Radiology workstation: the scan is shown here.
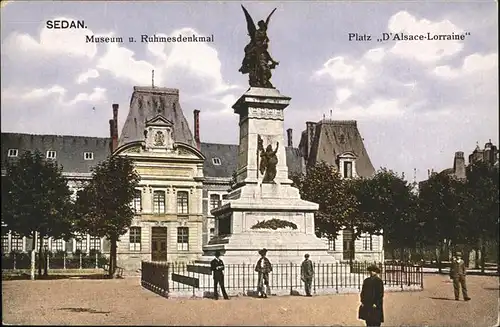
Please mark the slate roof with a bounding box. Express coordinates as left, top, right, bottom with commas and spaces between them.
119, 86, 195, 148
200, 143, 305, 179
299, 119, 375, 178
1, 133, 110, 173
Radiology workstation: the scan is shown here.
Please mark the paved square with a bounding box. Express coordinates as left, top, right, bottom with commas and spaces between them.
2, 274, 498, 326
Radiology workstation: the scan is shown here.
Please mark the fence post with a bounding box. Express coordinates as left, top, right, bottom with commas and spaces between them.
401, 263, 404, 290
335, 262, 338, 293
63, 252, 66, 270
79, 253, 82, 270
95, 252, 98, 269
47, 252, 50, 271
13, 253, 16, 270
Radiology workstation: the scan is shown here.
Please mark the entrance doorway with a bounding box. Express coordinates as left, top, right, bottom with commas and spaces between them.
342, 229, 355, 261
151, 227, 168, 262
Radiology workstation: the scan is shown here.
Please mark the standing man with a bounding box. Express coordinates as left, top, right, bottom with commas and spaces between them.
255, 248, 273, 298
358, 265, 384, 327
210, 250, 229, 300
301, 253, 314, 297
450, 252, 471, 301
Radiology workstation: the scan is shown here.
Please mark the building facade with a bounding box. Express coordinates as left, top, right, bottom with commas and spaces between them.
1, 86, 384, 268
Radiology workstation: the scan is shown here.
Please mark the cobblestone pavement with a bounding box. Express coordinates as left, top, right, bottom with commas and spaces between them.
2, 274, 498, 326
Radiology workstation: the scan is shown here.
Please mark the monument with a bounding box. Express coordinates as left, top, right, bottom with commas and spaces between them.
195, 5, 336, 265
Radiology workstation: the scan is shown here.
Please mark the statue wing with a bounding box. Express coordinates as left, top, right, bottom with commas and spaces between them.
241, 5, 256, 40
265, 8, 277, 27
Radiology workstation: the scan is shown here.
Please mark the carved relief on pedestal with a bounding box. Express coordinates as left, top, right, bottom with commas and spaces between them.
248, 107, 283, 120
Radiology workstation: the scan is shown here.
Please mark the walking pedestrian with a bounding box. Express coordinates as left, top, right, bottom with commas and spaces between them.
301, 253, 314, 296
255, 248, 272, 298
210, 250, 229, 300
450, 252, 471, 301
358, 265, 384, 327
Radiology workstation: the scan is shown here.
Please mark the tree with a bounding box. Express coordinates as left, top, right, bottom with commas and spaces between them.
418, 173, 468, 272
1, 150, 74, 277
354, 169, 418, 261
291, 162, 360, 241
75, 155, 140, 277
465, 161, 499, 272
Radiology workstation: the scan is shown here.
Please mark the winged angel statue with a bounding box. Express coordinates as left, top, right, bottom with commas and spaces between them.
238, 6, 280, 88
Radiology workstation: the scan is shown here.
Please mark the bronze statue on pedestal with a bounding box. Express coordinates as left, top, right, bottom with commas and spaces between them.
239, 5, 279, 88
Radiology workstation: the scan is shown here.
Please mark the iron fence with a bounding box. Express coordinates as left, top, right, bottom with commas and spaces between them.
141, 261, 423, 295
1, 252, 108, 270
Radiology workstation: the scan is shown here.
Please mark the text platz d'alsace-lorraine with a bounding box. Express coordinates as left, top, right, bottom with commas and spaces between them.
1, 1, 498, 326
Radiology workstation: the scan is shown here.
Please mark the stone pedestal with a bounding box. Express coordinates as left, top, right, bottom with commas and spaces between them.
199, 87, 336, 265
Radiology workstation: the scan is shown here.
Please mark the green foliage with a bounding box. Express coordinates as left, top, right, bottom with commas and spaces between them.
75, 155, 140, 239
354, 168, 418, 248
291, 161, 361, 239
1, 150, 74, 242
465, 161, 499, 242
74, 154, 139, 276
418, 172, 469, 246
251, 218, 298, 230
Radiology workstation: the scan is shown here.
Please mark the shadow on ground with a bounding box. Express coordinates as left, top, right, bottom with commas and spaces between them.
429, 297, 457, 301
2, 274, 112, 281
59, 308, 110, 314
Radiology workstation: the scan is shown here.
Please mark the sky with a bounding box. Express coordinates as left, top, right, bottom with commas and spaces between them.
1, 1, 498, 182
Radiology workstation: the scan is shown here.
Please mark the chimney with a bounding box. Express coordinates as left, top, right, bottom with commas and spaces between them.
453, 151, 466, 180
193, 109, 200, 150
110, 104, 119, 153
305, 121, 316, 159
286, 128, 293, 147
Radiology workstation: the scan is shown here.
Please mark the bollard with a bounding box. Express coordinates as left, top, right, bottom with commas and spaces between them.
31, 250, 35, 280
13, 253, 16, 270
63, 252, 66, 270
79, 253, 82, 270
95, 252, 98, 269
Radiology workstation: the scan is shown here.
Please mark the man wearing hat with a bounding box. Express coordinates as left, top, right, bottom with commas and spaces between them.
210, 250, 229, 300
449, 252, 471, 301
255, 248, 273, 298
358, 265, 384, 327
301, 253, 314, 297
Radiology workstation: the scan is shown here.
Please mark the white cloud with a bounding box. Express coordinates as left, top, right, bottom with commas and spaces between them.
68, 87, 107, 105
336, 88, 352, 104
2, 85, 106, 106
433, 53, 498, 78
388, 11, 464, 63
313, 56, 367, 83
76, 69, 100, 84
96, 44, 156, 85
364, 48, 386, 62
336, 98, 404, 119
147, 28, 239, 94
3, 17, 100, 59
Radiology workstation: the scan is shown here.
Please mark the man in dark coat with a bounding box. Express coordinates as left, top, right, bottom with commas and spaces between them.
255, 248, 273, 298
301, 253, 314, 296
450, 252, 471, 301
358, 265, 384, 327
210, 250, 229, 300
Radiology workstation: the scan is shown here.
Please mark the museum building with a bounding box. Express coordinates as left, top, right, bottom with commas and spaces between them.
1, 86, 383, 270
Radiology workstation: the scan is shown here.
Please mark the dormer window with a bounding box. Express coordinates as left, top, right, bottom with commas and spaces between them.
8, 149, 18, 157
344, 161, 353, 179
212, 157, 221, 165
46, 150, 57, 159
84, 152, 94, 160
338, 151, 357, 179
